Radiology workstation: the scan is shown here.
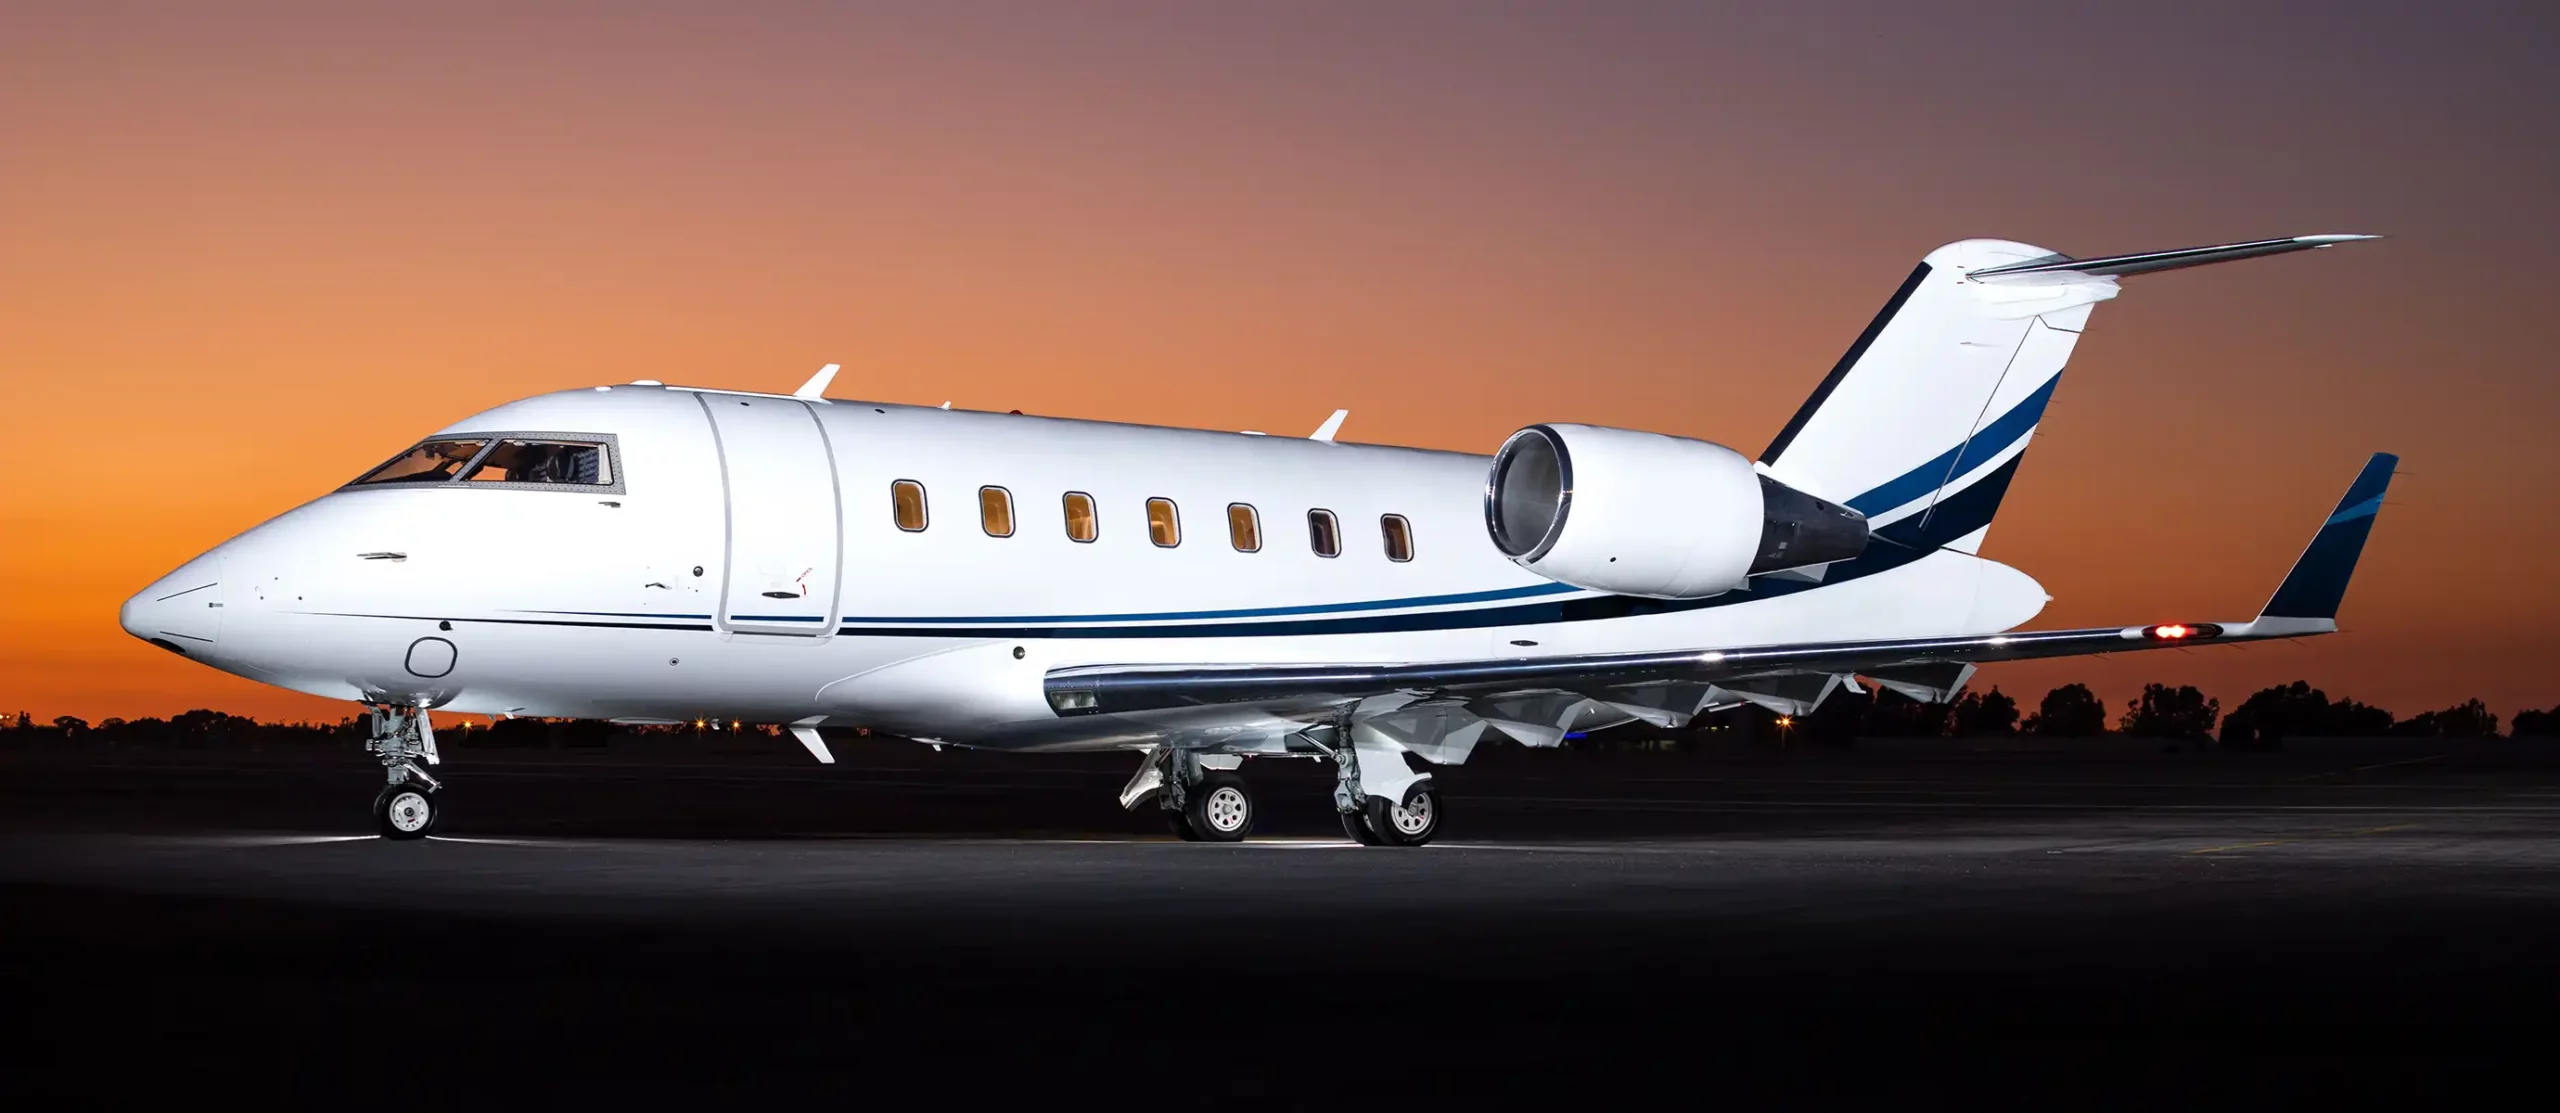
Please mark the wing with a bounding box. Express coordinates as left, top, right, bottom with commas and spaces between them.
1042, 454, 2397, 751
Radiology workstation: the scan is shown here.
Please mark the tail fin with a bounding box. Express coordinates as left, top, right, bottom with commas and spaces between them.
1759, 234, 2378, 553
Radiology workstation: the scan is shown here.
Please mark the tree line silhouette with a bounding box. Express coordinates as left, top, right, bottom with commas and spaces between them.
5, 681, 2556, 753
1723, 679, 2522, 749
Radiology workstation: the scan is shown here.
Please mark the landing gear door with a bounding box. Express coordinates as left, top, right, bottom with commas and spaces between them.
698, 394, 842, 637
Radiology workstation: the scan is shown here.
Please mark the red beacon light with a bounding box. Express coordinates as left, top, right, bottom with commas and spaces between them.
2143, 622, 2222, 641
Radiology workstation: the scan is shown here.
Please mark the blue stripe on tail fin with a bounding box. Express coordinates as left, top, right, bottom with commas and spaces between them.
2259, 453, 2398, 621
1763, 234, 2379, 559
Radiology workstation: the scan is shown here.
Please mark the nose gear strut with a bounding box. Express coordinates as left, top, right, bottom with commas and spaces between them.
364, 703, 442, 839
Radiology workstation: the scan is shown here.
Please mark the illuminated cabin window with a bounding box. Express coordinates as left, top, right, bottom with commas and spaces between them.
979, 486, 1014, 537
1062, 492, 1098, 543
1227, 504, 1261, 552
891, 480, 928, 532
1146, 498, 1180, 547
1307, 509, 1340, 558
1381, 514, 1414, 562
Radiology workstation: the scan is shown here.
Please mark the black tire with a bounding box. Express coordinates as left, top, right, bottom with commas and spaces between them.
1339, 807, 1385, 846
1362, 787, 1441, 847
1168, 810, 1202, 841
1182, 771, 1254, 842
374, 783, 439, 840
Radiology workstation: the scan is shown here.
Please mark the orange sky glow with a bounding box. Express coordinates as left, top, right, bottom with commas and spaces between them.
5, 3, 2556, 725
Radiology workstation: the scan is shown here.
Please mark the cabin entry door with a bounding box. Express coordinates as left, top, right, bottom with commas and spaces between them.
698, 394, 843, 636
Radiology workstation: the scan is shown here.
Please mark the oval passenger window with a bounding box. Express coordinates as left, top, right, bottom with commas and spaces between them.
1307, 509, 1339, 557
1381, 514, 1414, 562
1063, 492, 1098, 543
980, 486, 1015, 538
891, 480, 928, 531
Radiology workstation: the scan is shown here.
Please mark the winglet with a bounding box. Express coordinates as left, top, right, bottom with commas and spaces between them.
2256, 452, 2397, 627
1310, 409, 1348, 442
793, 363, 841, 401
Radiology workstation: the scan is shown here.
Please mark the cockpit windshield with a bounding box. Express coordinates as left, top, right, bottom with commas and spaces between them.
345, 434, 619, 490
462, 439, 611, 485
350, 439, 488, 485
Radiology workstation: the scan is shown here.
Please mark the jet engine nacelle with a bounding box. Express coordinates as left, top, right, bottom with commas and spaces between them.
1484, 424, 1870, 599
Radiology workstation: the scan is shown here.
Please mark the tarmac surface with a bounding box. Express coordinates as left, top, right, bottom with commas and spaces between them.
6, 737, 2558, 1101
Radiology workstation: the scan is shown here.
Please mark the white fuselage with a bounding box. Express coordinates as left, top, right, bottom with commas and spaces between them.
121, 384, 2047, 752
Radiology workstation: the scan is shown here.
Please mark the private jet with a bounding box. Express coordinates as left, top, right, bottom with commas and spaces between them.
121, 233, 2391, 843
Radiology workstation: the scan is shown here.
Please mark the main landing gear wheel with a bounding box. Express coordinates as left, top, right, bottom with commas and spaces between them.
1362, 789, 1441, 847
1339, 808, 1386, 846
375, 783, 440, 840
1182, 771, 1255, 842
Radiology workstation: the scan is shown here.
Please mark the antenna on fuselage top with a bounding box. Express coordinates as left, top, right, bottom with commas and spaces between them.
1309, 410, 1348, 442
940, 401, 951, 409
792, 363, 840, 402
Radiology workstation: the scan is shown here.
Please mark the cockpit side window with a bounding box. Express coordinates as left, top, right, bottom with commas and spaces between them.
463, 439, 613, 486
350, 439, 489, 485
343, 432, 623, 493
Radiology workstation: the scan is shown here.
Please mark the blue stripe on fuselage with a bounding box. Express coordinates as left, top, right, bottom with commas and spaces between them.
515, 582, 1586, 627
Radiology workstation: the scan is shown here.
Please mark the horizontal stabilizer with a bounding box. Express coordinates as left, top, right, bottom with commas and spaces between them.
1967, 234, 2378, 281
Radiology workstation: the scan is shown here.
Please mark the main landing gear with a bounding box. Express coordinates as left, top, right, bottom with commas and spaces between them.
1117, 731, 1443, 847
365, 704, 442, 839
1321, 728, 1442, 847
1340, 790, 1442, 847
1123, 750, 1258, 842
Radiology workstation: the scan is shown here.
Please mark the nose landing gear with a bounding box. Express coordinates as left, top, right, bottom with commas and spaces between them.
375, 782, 440, 838
365, 704, 442, 840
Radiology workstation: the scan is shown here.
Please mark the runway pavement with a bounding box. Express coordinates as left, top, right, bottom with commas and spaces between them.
5, 740, 2557, 1100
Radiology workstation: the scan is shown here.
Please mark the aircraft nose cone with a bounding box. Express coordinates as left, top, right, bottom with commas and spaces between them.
123, 556, 224, 654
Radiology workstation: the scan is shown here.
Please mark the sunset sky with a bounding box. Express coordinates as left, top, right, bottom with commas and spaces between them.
4, 1, 2556, 724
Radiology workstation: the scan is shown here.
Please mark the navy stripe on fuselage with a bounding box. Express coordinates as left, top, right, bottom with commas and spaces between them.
841, 530, 1941, 636
513, 582, 1585, 626
311, 531, 1940, 641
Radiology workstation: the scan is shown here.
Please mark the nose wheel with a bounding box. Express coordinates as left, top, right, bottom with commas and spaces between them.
364, 703, 444, 840
375, 783, 441, 839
